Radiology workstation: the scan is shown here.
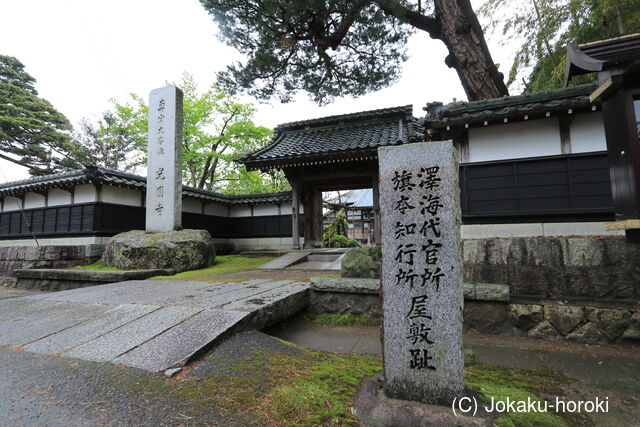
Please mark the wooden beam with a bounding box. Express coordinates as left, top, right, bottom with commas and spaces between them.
604, 219, 640, 230
372, 172, 381, 245
559, 116, 572, 155
291, 183, 300, 249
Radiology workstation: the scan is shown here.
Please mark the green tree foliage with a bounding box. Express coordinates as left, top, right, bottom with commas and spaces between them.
76, 73, 289, 194
0, 55, 81, 175
480, 0, 640, 93
323, 208, 350, 246
199, 0, 508, 103
72, 97, 147, 171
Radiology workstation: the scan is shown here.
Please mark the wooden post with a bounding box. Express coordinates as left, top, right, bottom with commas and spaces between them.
291, 183, 300, 249
372, 172, 381, 245
313, 189, 323, 247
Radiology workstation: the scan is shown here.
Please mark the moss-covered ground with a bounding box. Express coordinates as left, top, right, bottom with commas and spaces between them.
68, 261, 124, 271
149, 255, 277, 281
305, 313, 380, 326
465, 360, 592, 427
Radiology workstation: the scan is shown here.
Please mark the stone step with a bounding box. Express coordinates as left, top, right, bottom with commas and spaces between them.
258, 251, 311, 269
306, 254, 340, 262
5, 278, 310, 372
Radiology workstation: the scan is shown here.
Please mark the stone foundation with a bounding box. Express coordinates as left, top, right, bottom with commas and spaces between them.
464, 301, 639, 344
308, 277, 640, 345
463, 236, 640, 299
0, 245, 103, 275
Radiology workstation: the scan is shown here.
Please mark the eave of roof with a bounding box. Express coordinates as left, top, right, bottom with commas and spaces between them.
566, 32, 640, 81
0, 166, 291, 206
239, 105, 420, 170
424, 84, 598, 130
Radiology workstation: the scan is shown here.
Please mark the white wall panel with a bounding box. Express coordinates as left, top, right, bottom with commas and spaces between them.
468, 119, 561, 162
101, 185, 141, 206
48, 188, 72, 206
23, 192, 45, 209
74, 184, 97, 203
570, 112, 607, 153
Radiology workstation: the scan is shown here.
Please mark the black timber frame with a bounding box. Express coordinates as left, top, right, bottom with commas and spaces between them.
0, 152, 614, 241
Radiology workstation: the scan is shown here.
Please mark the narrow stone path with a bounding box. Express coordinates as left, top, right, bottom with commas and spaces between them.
0, 279, 308, 372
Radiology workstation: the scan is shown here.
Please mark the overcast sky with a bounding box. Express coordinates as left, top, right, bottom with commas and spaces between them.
0, 0, 517, 183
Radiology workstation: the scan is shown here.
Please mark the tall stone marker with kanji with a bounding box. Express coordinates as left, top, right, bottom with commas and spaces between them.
378, 140, 464, 405
146, 86, 183, 232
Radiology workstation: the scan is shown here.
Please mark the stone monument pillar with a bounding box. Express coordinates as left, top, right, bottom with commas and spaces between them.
378, 141, 464, 405
146, 86, 183, 232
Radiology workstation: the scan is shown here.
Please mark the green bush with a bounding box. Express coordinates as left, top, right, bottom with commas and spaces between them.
328, 234, 349, 248
346, 239, 361, 248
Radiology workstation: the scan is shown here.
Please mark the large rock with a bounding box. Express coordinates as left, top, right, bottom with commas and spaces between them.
566, 322, 608, 344
508, 304, 543, 331
619, 312, 640, 343
585, 307, 631, 340
102, 229, 215, 272
527, 321, 561, 340
544, 305, 583, 335
340, 246, 381, 278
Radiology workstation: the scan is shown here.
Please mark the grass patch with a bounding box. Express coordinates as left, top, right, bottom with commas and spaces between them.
149, 254, 276, 281
100, 339, 590, 426
466, 360, 592, 427
305, 313, 380, 326
68, 261, 124, 271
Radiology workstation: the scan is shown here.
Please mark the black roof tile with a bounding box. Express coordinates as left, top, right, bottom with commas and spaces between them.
0, 166, 291, 206
239, 105, 421, 169
424, 84, 597, 129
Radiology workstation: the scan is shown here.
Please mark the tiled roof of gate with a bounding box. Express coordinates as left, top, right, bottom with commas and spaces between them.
424, 84, 597, 129
0, 166, 291, 206
566, 32, 640, 80
239, 105, 421, 170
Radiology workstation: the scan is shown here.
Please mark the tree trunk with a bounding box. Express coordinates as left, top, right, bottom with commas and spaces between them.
433, 0, 508, 100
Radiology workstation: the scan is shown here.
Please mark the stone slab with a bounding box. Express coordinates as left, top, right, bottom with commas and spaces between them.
24, 304, 159, 355
0, 303, 110, 347
14, 269, 175, 281
353, 374, 489, 426
146, 85, 183, 232
28, 280, 227, 305
223, 282, 309, 330
258, 251, 311, 269
379, 141, 464, 405
66, 305, 203, 362
309, 277, 380, 294
113, 308, 249, 372
0, 301, 84, 328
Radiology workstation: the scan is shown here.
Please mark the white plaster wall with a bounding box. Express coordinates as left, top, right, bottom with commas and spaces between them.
2, 196, 22, 211
468, 119, 562, 162
279, 203, 302, 214
253, 205, 280, 216
74, 184, 97, 203
23, 192, 45, 209
182, 198, 202, 214
204, 202, 228, 217
461, 222, 623, 239
101, 185, 141, 206
0, 236, 108, 247
228, 206, 253, 217
570, 112, 607, 153
48, 188, 72, 206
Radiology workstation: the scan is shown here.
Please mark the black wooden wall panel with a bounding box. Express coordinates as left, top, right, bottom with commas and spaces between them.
0, 152, 616, 239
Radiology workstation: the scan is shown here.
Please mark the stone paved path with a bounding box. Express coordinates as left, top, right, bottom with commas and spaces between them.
0, 279, 308, 372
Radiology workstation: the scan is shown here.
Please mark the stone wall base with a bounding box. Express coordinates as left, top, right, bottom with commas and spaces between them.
0, 245, 103, 275
465, 301, 640, 345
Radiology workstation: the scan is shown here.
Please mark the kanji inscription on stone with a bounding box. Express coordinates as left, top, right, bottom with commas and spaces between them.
146, 86, 183, 232
378, 141, 463, 405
